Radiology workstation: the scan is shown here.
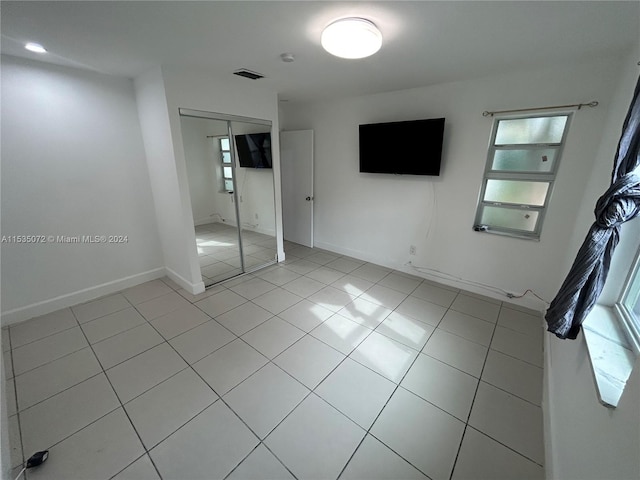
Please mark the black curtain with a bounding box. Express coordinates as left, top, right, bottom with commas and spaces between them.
545, 75, 640, 339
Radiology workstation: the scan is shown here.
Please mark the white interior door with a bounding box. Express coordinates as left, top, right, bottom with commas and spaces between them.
280, 130, 313, 247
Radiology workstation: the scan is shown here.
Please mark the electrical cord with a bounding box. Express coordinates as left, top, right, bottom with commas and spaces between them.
505, 288, 549, 303
406, 262, 550, 305
12, 467, 25, 480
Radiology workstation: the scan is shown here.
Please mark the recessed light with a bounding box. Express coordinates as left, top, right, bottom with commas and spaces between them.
321, 18, 382, 59
25, 42, 47, 54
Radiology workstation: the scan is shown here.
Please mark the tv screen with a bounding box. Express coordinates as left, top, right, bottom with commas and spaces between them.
235, 133, 273, 169
359, 118, 445, 175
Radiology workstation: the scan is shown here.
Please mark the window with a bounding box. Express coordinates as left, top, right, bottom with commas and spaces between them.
615, 246, 640, 354
220, 137, 234, 192
583, 243, 640, 407
474, 113, 572, 239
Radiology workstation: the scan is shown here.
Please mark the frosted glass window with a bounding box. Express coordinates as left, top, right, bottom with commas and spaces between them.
480, 206, 539, 232
495, 115, 568, 145
484, 180, 549, 206
492, 148, 557, 172
223, 166, 233, 178
221, 138, 230, 150
224, 179, 234, 191
222, 151, 231, 163
474, 112, 571, 239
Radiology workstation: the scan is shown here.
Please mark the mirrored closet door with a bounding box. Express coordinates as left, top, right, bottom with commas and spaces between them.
180, 110, 277, 287
230, 120, 277, 273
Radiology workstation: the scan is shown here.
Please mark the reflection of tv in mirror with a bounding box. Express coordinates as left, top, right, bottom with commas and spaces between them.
235, 133, 273, 169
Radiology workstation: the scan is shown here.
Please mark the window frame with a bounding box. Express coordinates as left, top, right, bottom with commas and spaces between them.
474, 112, 573, 240
219, 136, 234, 193
614, 245, 640, 355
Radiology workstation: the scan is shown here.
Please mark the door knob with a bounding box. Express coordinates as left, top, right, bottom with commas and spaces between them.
305, 196, 313, 201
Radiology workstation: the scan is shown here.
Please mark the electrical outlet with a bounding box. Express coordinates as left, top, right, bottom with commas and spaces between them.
409, 245, 416, 255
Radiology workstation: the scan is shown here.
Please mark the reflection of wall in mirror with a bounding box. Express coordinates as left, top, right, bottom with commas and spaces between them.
237, 167, 276, 236
181, 116, 234, 225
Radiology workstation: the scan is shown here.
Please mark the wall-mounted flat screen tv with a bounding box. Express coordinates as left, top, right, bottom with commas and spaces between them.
359, 118, 445, 175
235, 133, 273, 168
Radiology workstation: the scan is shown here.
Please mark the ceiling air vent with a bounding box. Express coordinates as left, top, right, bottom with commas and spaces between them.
233, 69, 264, 80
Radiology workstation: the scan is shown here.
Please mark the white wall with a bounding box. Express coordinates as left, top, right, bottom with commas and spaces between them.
232, 122, 277, 237
1, 55, 163, 324
237, 167, 277, 236
544, 49, 640, 480
280, 56, 624, 309
134, 67, 203, 294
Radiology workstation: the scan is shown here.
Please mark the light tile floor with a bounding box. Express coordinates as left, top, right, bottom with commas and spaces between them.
3, 243, 545, 480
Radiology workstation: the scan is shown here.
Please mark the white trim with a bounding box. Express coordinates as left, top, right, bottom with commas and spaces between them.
1, 268, 165, 326
165, 266, 205, 295
242, 225, 276, 237
312, 239, 398, 270
582, 305, 636, 408
543, 332, 557, 480
615, 245, 640, 355
614, 303, 640, 356
194, 214, 224, 226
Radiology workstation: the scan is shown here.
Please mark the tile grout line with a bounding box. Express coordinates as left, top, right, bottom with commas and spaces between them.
335, 316, 442, 480
69, 305, 166, 480
13, 369, 104, 415
332, 282, 452, 479
7, 328, 28, 474
462, 423, 545, 468
9, 333, 89, 378
128, 298, 294, 480
8, 322, 78, 351
447, 298, 503, 480
199, 248, 466, 477
205, 253, 537, 476
8, 246, 545, 480
11, 313, 82, 477
189, 300, 379, 479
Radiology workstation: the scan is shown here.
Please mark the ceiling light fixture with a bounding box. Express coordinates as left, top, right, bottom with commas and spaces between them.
321, 17, 382, 59
25, 42, 47, 54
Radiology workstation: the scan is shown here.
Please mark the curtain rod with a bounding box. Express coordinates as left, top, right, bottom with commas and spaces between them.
482, 101, 598, 117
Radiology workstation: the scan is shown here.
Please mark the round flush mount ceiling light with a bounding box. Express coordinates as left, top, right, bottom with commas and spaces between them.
25, 42, 47, 54
321, 18, 382, 59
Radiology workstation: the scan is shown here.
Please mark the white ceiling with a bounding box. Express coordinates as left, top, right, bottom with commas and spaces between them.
2, 1, 638, 102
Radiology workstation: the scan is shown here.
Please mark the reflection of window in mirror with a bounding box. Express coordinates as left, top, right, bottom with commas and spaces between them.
220, 137, 233, 192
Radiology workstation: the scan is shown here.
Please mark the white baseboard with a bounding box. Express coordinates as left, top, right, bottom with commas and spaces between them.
313, 240, 395, 269
0, 267, 165, 326
165, 267, 205, 295
194, 214, 224, 226
194, 218, 276, 238
313, 240, 544, 312
242, 224, 276, 237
